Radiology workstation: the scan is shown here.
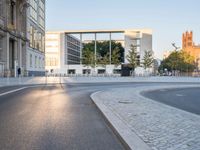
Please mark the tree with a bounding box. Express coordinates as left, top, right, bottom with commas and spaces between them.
159, 50, 195, 75
126, 45, 138, 76
97, 53, 109, 74
82, 41, 124, 63
112, 47, 121, 72
142, 50, 154, 70
82, 48, 96, 74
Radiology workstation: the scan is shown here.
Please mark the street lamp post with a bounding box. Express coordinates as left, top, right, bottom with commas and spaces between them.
171, 43, 180, 76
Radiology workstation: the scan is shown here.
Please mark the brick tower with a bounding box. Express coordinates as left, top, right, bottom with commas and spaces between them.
182, 31, 193, 49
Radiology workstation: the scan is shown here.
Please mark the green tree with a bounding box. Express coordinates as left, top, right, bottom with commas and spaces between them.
82, 48, 96, 73
97, 53, 109, 73
142, 50, 154, 70
82, 41, 124, 63
126, 45, 138, 76
112, 46, 121, 68
159, 50, 195, 75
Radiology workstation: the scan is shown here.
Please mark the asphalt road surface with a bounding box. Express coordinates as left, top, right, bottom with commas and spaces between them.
0, 82, 199, 150
143, 87, 200, 115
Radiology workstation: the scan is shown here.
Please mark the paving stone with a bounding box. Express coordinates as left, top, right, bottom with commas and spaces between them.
92, 85, 200, 150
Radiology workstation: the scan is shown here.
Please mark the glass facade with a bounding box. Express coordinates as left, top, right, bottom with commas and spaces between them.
28, 24, 45, 52
38, 0, 45, 29
28, 0, 45, 52
29, 0, 38, 22
66, 35, 81, 65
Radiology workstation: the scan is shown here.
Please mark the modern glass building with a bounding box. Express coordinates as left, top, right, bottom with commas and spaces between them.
45, 29, 153, 75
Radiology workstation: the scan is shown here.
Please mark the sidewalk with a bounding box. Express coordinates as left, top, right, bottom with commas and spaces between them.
0, 77, 61, 87
91, 85, 200, 150
1, 76, 200, 87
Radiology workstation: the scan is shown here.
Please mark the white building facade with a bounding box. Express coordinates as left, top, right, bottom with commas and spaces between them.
45, 29, 153, 76
26, 0, 45, 76
45, 32, 81, 74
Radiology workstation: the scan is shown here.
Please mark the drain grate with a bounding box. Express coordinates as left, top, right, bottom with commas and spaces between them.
118, 100, 133, 104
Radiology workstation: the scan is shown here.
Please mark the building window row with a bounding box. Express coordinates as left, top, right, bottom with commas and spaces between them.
46, 57, 58, 66
39, 0, 45, 10
29, 0, 38, 22
29, 0, 45, 29
30, 54, 44, 68
67, 36, 80, 45
67, 42, 80, 50
29, 25, 45, 52
67, 54, 80, 65
67, 48, 80, 57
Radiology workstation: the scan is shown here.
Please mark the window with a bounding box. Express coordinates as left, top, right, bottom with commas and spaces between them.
10, 1, 15, 25
35, 56, 37, 68
34, 29, 38, 49
30, 54, 32, 67
113, 69, 121, 74
29, 0, 38, 22
42, 58, 45, 68
0, 37, 3, 61
29, 26, 34, 47
39, 57, 41, 68
98, 69, 106, 74
38, 0, 45, 29
83, 69, 91, 74
68, 70, 76, 74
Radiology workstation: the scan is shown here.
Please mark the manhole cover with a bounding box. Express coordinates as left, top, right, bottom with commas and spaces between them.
118, 100, 133, 104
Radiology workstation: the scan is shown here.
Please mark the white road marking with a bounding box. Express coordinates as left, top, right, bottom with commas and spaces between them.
0, 87, 28, 97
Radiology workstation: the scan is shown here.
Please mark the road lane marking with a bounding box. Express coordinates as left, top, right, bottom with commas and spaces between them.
0, 87, 28, 97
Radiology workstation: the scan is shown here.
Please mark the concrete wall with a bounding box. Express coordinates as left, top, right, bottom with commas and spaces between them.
46, 65, 121, 75
124, 29, 153, 64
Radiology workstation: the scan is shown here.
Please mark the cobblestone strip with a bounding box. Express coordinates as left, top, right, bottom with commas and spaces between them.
91, 85, 200, 150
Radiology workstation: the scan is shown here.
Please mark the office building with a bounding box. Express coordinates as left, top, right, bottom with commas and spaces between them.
0, 0, 45, 77
26, 0, 45, 76
45, 32, 81, 74
0, 0, 29, 77
46, 29, 153, 75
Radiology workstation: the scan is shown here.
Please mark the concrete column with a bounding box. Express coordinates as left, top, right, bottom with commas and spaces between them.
6, 33, 9, 70
94, 33, 97, 64
18, 39, 22, 68
109, 33, 112, 64
80, 33, 82, 64
14, 40, 18, 77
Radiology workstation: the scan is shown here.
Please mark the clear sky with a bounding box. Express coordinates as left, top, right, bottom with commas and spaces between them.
46, 0, 200, 59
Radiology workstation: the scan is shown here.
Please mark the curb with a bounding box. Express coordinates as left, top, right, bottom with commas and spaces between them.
90, 84, 200, 150
90, 91, 151, 150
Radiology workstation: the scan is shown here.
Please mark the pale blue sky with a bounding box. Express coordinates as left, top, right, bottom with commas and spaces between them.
46, 0, 200, 59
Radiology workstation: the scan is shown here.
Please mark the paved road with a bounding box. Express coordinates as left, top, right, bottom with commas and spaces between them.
143, 87, 200, 115
0, 83, 125, 150
0, 82, 199, 150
